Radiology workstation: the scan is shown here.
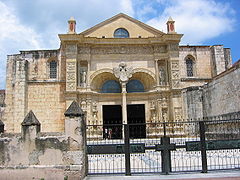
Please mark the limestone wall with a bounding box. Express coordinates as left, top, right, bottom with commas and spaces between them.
179, 45, 232, 89
4, 50, 65, 133
182, 61, 240, 119
27, 83, 66, 132
21, 50, 60, 81
4, 55, 28, 132
179, 46, 212, 79
202, 63, 240, 117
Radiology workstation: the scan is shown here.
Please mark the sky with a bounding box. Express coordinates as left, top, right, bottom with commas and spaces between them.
0, 0, 239, 89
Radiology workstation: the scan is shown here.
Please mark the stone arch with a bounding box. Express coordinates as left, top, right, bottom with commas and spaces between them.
90, 68, 156, 92
90, 69, 119, 92
131, 68, 156, 91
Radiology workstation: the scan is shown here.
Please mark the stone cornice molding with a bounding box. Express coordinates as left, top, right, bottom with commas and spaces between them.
58, 34, 183, 45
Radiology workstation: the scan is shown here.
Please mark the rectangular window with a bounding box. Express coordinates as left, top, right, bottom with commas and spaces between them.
50, 61, 57, 79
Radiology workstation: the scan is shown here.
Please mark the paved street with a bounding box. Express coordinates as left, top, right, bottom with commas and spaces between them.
85, 170, 240, 180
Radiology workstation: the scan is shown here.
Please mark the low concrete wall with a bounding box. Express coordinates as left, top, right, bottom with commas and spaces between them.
0, 101, 86, 180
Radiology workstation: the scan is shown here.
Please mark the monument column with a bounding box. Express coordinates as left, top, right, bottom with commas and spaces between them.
121, 82, 127, 124
113, 63, 133, 125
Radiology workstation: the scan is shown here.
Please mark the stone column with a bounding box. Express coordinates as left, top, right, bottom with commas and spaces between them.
87, 60, 91, 90
155, 59, 160, 85
121, 82, 127, 124
113, 63, 133, 126
64, 101, 87, 180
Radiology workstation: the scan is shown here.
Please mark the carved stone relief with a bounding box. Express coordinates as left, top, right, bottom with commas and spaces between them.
78, 46, 90, 54
150, 101, 157, 122
92, 101, 98, 122
91, 46, 153, 55
162, 108, 168, 122
171, 61, 180, 88
66, 61, 76, 91
171, 62, 179, 69
169, 43, 179, 51
153, 45, 167, 53
66, 44, 77, 53
172, 80, 180, 88
174, 107, 183, 122
113, 62, 133, 82
67, 72, 75, 81
80, 100, 87, 111
172, 71, 179, 79
66, 62, 76, 71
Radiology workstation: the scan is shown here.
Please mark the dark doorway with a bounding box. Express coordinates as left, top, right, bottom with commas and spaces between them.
103, 105, 122, 139
127, 104, 146, 138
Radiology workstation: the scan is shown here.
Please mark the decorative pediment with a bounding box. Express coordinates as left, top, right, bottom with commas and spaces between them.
80, 13, 165, 38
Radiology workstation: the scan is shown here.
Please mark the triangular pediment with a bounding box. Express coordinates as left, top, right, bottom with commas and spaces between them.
80, 13, 165, 38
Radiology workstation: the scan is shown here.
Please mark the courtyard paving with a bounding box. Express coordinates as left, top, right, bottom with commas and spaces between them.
85, 170, 240, 180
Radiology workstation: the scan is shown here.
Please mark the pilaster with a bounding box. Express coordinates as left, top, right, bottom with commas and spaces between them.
66, 44, 78, 92
14, 59, 28, 132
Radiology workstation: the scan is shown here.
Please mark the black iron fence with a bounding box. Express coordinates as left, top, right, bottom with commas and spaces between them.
86, 114, 240, 175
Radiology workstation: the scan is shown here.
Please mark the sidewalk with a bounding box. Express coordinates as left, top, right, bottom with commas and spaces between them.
85, 170, 240, 180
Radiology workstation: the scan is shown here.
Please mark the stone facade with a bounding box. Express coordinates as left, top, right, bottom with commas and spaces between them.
3, 13, 233, 133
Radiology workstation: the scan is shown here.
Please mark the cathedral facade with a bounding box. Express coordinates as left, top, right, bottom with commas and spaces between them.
4, 13, 232, 133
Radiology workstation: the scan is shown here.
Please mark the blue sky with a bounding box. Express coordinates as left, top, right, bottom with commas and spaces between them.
0, 0, 239, 88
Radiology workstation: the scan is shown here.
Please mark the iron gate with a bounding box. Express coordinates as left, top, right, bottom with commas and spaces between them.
86, 115, 240, 175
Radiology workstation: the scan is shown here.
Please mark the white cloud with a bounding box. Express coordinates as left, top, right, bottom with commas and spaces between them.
0, 2, 44, 88
146, 0, 235, 44
0, 0, 236, 89
0, 0, 135, 88
120, 0, 134, 16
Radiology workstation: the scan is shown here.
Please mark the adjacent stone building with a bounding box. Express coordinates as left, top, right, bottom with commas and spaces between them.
4, 13, 234, 134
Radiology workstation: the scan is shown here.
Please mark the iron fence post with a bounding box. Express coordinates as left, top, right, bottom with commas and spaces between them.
124, 124, 131, 175
199, 121, 208, 173
161, 136, 172, 175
